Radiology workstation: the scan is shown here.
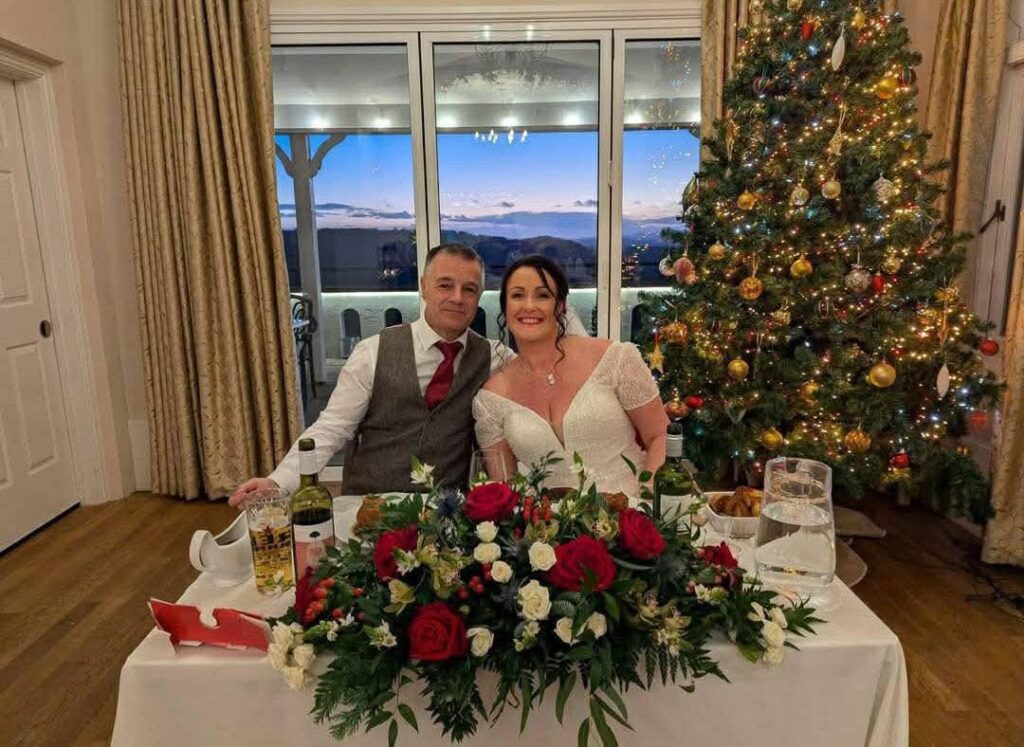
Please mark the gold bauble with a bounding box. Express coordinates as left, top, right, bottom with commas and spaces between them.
665, 396, 690, 419
868, 361, 897, 388
822, 179, 842, 200
800, 381, 820, 400
789, 184, 810, 207
727, 358, 750, 381
761, 428, 784, 450
844, 429, 872, 454
771, 308, 792, 326
661, 320, 689, 345
787, 0, 803, 10
737, 190, 758, 211
739, 276, 764, 301
881, 253, 903, 274
790, 256, 813, 278
935, 286, 959, 303
708, 242, 727, 261
850, 9, 867, 29
876, 76, 899, 100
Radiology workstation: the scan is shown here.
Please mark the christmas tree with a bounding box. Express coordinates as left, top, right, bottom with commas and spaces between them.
646, 0, 1001, 520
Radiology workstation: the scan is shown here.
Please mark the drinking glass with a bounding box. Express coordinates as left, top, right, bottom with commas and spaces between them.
754, 457, 837, 610
245, 488, 295, 595
469, 448, 508, 485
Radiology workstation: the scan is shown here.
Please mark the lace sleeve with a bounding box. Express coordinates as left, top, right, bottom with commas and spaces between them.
473, 391, 506, 448
615, 343, 661, 410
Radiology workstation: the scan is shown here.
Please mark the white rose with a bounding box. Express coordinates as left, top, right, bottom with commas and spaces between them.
271, 623, 295, 650
747, 601, 767, 622
554, 617, 576, 645
282, 665, 311, 691
762, 620, 787, 648
292, 643, 316, 670
769, 606, 789, 629
517, 579, 552, 621
267, 642, 289, 672
474, 542, 502, 564
476, 522, 498, 542
466, 627, 495, 657
764, 645, 785, 667
528, 541, 557, 571
490, 560, 513, 583
586, 612, 607, 639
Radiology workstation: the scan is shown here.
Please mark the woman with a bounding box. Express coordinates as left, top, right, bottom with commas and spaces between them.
473, 255, 667, 498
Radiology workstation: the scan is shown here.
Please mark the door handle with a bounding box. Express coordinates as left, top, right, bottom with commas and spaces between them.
40, 319, 52, 338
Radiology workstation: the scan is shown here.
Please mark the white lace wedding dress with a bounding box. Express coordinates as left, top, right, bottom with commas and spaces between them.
472, 342, 660, 498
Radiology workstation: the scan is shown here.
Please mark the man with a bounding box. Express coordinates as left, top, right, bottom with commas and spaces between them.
229, 243, 506, 505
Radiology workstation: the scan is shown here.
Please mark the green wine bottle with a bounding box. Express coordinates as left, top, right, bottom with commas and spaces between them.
291, 438, 335, 578
653, 423, 692, 519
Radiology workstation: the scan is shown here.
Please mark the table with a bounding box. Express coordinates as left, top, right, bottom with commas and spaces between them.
112, 499, 908, 747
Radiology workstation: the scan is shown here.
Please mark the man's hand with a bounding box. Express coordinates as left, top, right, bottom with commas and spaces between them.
228, 477, 279, 508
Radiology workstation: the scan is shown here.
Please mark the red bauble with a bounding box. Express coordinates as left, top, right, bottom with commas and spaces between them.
979, 338, 1000, 356
890, 452, 910, 469
801, 21, 815, 40
968, 410, 990, 432
871, 274, 885, 294
684, 395, 704, 410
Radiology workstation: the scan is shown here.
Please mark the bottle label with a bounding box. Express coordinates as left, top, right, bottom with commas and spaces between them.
666, 438, 684, 458
299, 450, 317, 477
294, 519, 335, 576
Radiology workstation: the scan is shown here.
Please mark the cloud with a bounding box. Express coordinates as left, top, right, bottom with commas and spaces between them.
573, 199, 599, 208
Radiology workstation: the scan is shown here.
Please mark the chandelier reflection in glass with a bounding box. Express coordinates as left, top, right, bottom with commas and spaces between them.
473, 128, 530, 145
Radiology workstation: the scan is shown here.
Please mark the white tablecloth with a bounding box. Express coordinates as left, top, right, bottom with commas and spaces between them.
112, 500, 908, 747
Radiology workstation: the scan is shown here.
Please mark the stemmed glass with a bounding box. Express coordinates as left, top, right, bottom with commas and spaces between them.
468, 448, 508, 486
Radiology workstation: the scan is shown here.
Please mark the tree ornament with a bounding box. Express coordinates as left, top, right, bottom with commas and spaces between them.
844, 429, 872, 453
936, 363, 950, 398
968, 410, 989, 433
917, 306, 939, 326
673, 256, 696, 283
682, 174, 700, 210
871, 273, 886, 294
955, 443, 971, 456
934, 286, 959, 303
647, 337, 665, 374
882, 253, 903, 274
786, 0, 803, 10
665, 394, 690, 419
658, 255, 675, 277
790, 256, 813, 278
707, 242, 727, 261
749, 0, 764, 16
739, 276, 764, 301
752, 73, 772, 96
899, 66, 917, 86
890, 452, 910, 469
727, 358, 750, 381
845, 265, 871, 293
683, 273, 699, 286
850, 8, 867, 29
821, 178, 842, 200
876, 75, 899, 100
801, 20, 815, 40
872, 174, 897, 202
827, 104, 847, 157
772, 308, 792, 326
800, 381, 820, 400
761, 428, 784, 450
831, 26, 847, 71
684, 395, 704, 410
661, 320, 689, 345
979, 338, 1000, 356
737, 190, 758, 210
789, 184, 810, 206
868, 361, 896, 388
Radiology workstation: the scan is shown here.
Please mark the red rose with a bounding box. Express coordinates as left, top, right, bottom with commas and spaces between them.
407, 603, 468, 662
464, 482, 520, 523
373, 525, 418, 580
702, 541, 738, 569
617, 509, 666, 560
548, 535, 617, 592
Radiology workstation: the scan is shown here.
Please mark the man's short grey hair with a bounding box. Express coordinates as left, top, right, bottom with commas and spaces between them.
424, 243, 485, 281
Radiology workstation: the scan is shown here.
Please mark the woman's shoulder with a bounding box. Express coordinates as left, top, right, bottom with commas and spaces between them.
480, 368, 513, 397
564, 335, 613, 363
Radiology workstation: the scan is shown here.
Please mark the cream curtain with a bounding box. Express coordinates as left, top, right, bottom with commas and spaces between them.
983, 214, 1024, 566
119, 0, 300, 499
923, 0, 1008, 293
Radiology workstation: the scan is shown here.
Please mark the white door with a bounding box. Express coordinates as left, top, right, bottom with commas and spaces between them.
0, 76, 76, 551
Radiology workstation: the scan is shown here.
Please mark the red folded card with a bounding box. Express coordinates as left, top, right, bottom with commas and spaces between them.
149, 599, 270, 651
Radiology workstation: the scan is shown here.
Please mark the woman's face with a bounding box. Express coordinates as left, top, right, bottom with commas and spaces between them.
505, 266, 563, 344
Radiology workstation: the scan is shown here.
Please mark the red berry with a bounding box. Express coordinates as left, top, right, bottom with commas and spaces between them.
457, 587, 470, 601
314, 587, 328, 599
356, 611, 366, 622
482, 563, 492, 572
322, 578, 335, 588
544, 509, 553, 521
483, 570, 492, 581
514, 528, 523, 539
352, 587, 364, 598
470, 576, 481, 586
331, 608, 344, 619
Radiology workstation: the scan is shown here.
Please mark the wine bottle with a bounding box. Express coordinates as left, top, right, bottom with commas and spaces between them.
653, 423, 693, 519
291, 438, 335, 578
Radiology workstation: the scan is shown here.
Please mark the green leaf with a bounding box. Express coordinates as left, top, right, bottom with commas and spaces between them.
388, 719, 398, 747
519, 676, 533, 734
602, 593, 620, 623
578, 718, 591, 747
594, 695, 632, 731
589, 697, 619, 747
566, 645, 595, 661
621, 455, 637, 475
367, 710, 393, 730
601, 686, 628, 722
613, 557, 654, 572
397, 704, 418, 732
556, 671, 577, 725
638, 471, 653, 483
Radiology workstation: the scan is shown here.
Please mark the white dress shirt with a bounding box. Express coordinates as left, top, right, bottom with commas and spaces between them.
269, 316, 511, 492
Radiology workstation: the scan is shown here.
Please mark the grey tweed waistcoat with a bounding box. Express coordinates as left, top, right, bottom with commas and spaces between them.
341, 324, 491, 495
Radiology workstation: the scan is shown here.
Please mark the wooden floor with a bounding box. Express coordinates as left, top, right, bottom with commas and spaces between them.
1, 492, 1022, 747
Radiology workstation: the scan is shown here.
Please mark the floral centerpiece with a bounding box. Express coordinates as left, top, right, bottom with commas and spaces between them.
267, 456, 820, 746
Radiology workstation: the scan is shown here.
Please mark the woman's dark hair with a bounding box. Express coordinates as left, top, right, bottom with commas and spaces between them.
496, 254, 570, 363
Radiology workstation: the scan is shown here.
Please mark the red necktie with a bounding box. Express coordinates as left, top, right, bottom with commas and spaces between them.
424, 341, 462, 409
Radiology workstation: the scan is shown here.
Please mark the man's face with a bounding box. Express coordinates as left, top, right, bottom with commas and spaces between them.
420, 253, 483, 340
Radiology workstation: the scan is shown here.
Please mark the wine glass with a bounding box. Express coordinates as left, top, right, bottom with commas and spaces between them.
469, 448, 507, 486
